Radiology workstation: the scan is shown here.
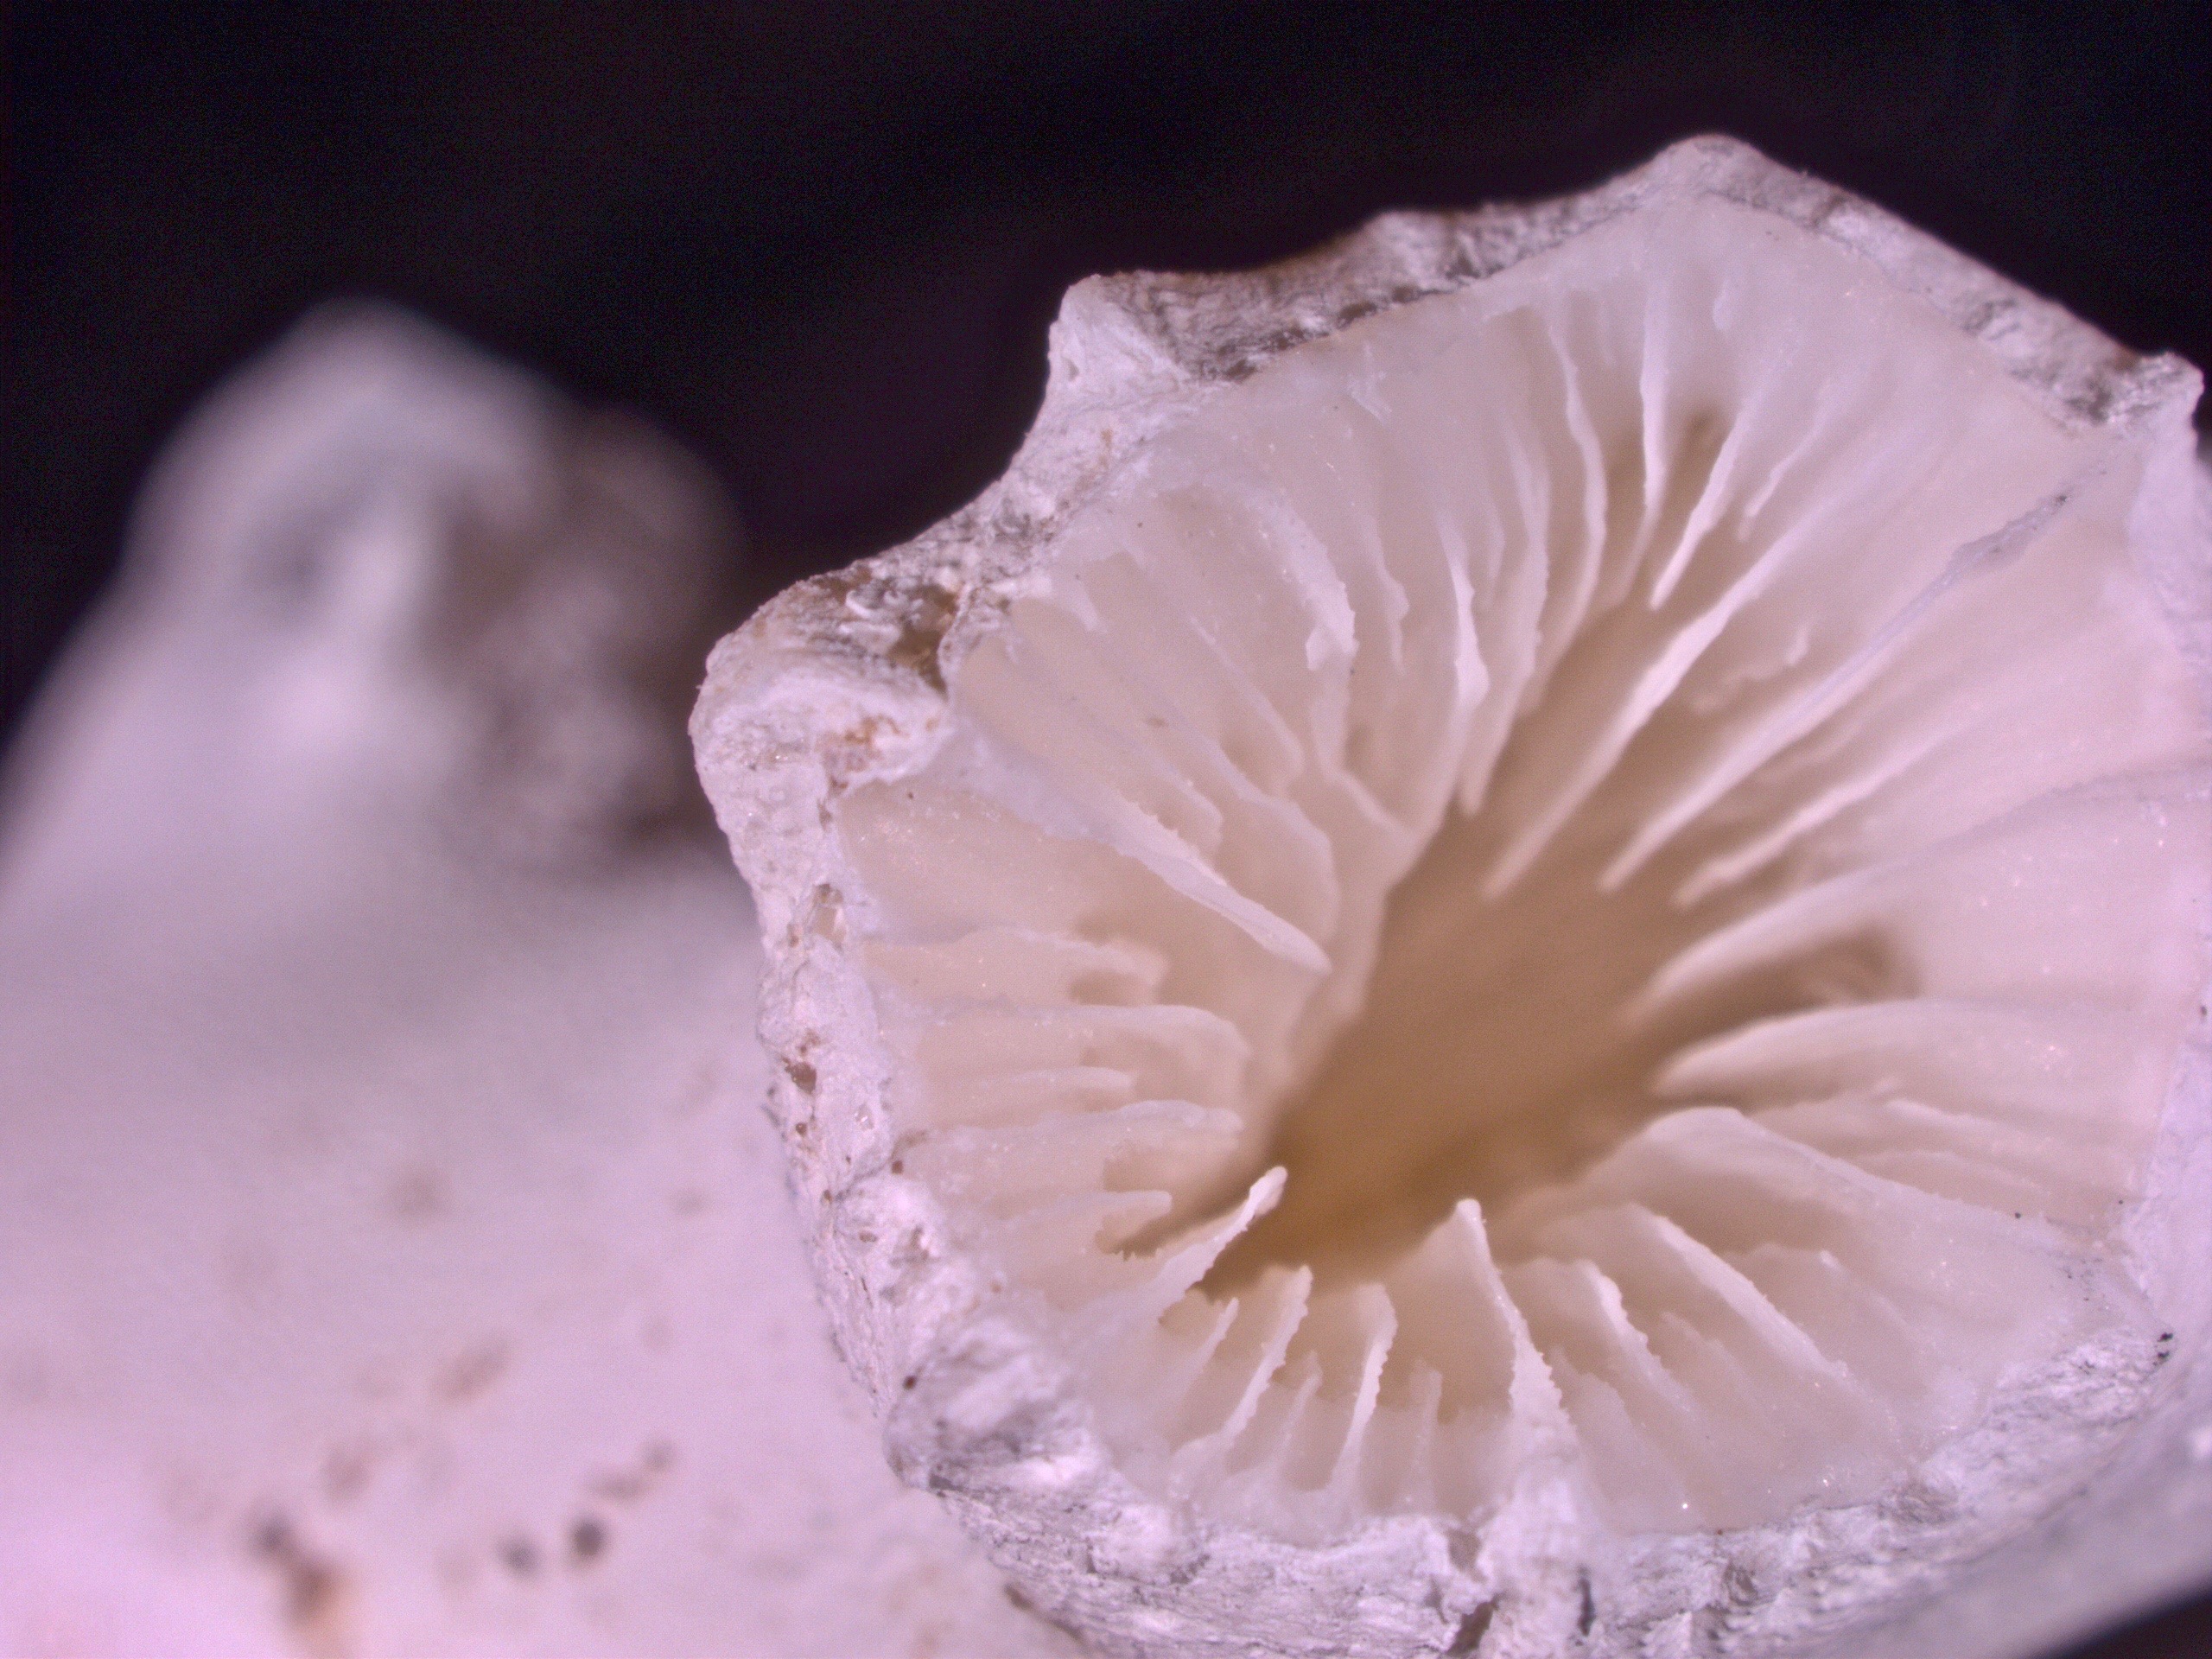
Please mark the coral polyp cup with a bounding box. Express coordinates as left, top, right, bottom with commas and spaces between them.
693, 138, 2212, 1657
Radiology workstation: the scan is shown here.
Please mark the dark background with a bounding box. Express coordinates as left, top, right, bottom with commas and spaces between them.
11, 3, 2212, 738
7, 4, 2211, 1652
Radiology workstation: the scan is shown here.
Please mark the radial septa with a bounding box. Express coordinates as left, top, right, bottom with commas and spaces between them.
810, 190, 2209, 1547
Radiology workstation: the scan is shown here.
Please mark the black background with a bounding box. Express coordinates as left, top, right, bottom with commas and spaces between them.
7, 5, 2211, 1651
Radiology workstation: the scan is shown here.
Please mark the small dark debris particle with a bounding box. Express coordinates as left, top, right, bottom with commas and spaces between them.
1578, 1574, 1597, 1637
321, 1441, 373, 1504
251, 1513, 344, 1634
500, 1535, 539, 1576
903, 1374, 918, 1390
589, 1437, 679, 1503
785, 1059, 817, 1093
1446, 1601, 1497, 1656
570, 1516, 607, 1562
385, 1164, 448, 1221
890, 1160, 906, 1174
435, 1338, 511, 1405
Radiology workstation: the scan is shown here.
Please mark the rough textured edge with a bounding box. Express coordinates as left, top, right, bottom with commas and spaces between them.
1803, 452, 2212, 1659
690, 136, 2210, 1658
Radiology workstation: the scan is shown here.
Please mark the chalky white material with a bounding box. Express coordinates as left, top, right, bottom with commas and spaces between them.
692, 138, 2212, 1656
0, 311, 1071, 1659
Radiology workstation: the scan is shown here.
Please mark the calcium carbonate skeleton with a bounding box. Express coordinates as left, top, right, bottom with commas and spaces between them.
692, 137, 2212, 1658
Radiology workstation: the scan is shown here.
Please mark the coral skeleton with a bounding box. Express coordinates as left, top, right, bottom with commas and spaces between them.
692, 139, 2212, 1656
